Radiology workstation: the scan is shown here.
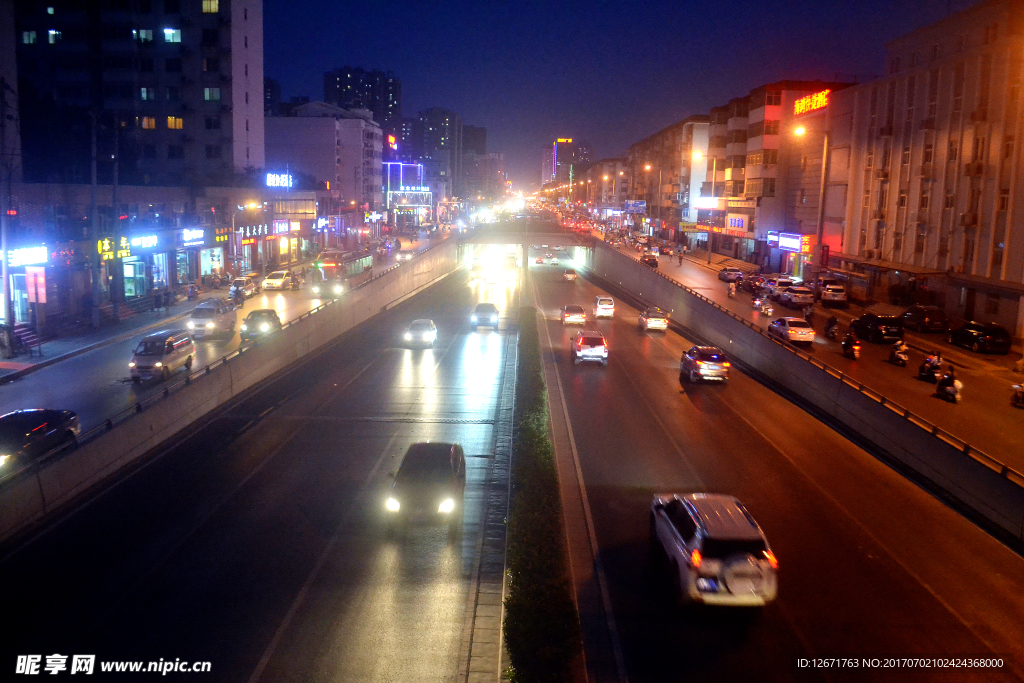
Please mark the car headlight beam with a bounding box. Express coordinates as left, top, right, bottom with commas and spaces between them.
386, 497, 400, 512
438, 498, 455, 514
260, 323, 270, 332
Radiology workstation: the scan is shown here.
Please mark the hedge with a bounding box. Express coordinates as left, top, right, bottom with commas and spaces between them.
503, 306, 583, 683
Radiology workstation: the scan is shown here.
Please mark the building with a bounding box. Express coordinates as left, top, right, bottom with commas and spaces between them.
582, 158, 628, 219
541, 145, 554, 185
552, 138, 575, 183
14, 0, 265, 187
462, 151, 505, 203
418, 107, 462, 196
264, 101, 383, 211
323, 67, 401, 127
264, 76, 281, 116
383, 161, 430, 229
463, 125, 486, 155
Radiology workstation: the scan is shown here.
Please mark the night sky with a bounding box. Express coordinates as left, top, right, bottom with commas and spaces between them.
264, 0, 978, 191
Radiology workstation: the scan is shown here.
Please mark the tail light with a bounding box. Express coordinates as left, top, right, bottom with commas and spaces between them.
764, 550, 778, 569
694, 360, 704, 366
722, 361, 731, 367
690, 549, 702, 569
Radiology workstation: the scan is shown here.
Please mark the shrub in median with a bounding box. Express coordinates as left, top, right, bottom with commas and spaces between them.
504, 306, 582, 683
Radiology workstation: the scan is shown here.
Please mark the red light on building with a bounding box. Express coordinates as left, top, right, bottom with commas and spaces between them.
794, 89, 830, 116
6, 209, 16, 216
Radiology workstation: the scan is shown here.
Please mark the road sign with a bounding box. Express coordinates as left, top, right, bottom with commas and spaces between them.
624, 200, 647, 214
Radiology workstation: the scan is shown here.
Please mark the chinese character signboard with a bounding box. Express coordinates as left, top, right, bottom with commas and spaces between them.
778, 232, 803, 252
794, 89, 830, 116
26, 266, 46, 304
623, 200, 647, 213
97, 237, 131, 260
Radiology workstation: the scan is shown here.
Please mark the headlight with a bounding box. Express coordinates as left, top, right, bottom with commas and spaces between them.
312, 286, 320, 294
241, 324, 248, 331
0, 455, 8, 466
187, 321, 195, 329
426, 331, 436, 341
471, 315, 477, 322
386, 497, 400, 512
491, 315, 498, 323
438, 498, 455, 514
333, 284, 343, 294
128, 361, 136, 368
404, 332, 412, 341
260, 323, 270, 332
206, 322, 214, 329
154, 362, 163, 367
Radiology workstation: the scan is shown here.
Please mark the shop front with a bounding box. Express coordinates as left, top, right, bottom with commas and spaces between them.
3, 244, 51, 325
766, 231, 816, 279
174, 227, 213, 285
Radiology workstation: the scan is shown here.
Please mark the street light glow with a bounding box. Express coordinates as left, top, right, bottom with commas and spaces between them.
794, 126, 807, 136
644, 164, 652, 170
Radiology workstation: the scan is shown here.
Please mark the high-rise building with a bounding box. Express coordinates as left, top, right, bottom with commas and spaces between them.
552, 138, 575, 183
541, 145, 554, 185
323, 67, 401, 126
418, 107, 462, 196
462, 125, 486, 155
462, 152, 505, 203
625, 116, 709, 227
264, 76, 281, 116
14, 0, 265, 186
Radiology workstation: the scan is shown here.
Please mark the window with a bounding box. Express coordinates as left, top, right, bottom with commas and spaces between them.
902, 146, 911, 164
244, 63, 248, 77
763, 120, 779, 135
952, 63, 964, 113
944, 192, 955, 209
167, 116, 183, 129
244, 8, 248, 20
139, 57, 154, 72
897, 190, 907, 208
973, 137, 986, 161
927, 70, 938, 118
244, 35, 248, 48
948, 139, 958, 162
163, 28, 181, 43
985, 294, 1000, 314
202, 0, 219, 12
203, 57, 219, 72
881, 145, 891, 168
140, 87, 155, 101
931, 44, 939, 61
201, 28, 218, 46
879, 184, 889, 209
865, 147, 873, 168
139, 116, 156, 130
48, 29, 61, 44
205, 116, 220, 130
166, 86, 180, 101
245, 119, 249, 131
142, 144, 156, 159
923, 143, 934, 163
167, 144, 184, 159
133, 29, 153, 42
244, 92, 249, 104
1003, 136, 1014, 160
205, 145, 221, 159
204, 87, 221, 101
165, 0, 180, 12
22, 31, 36, 44
999, 188, 1010, 211
765, 91, 781, 106
915, 228, 926, 254
863, 190, 871, 209
920, 189, 930, 210
165, 58, 181, 73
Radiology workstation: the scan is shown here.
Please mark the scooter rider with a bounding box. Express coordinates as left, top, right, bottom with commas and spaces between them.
728, 282, 737, 298
936, 366, 958, 397
825, 315, 840, 337
892, 338, 909, 355
842, 331, 858, 355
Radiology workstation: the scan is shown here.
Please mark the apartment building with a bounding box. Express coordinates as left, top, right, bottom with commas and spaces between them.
583, 158, 628, 215
323, 67, 401, 128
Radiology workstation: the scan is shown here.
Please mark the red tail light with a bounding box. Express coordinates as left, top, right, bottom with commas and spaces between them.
764, 550, 778, 569
690, 549, 702, 568
722, 361, 731, 367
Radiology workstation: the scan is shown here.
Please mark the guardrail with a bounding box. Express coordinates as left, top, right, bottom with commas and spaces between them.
598, 244, 1024, 490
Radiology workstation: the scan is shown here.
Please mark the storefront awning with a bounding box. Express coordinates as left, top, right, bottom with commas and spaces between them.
831, 251, 946, 276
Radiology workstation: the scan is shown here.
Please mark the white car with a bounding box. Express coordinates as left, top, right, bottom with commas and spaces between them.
403, 319, 437, 347
650, 493, 777, 606
594, 296, 615, 319
396, 250, 414, 262
765, 278, 795, 300
768, 317, 815, 345
718, 267, 744, 282
261, 271, 292, 291
820, 285, 847, 306
563, 268, 577, 281
779, 286, 815, 307
571, 331, 608, 366
638, 307, 669, 331
228, 277, 255, 299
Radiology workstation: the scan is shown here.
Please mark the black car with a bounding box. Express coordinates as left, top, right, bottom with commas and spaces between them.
641, 254, 659, 268
471, 303, 499, 330
739, 276, 765, 294
240, 309, 282, 341
901, 305, 948, 332
850, 314, 904, 343
385, 442, 466, 535
947, 321, 1012, 354
0, 409, 80, 476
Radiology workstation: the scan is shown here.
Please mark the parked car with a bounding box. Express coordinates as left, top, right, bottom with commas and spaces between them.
638, 307, 669, 332
262, 270, 294, 291
571, 331, 609, 366
947, 321, 1012, 354
0, 409, 80, 476
470, 303, 500, 331
403, 319, 437, 347
718, 267, 744, 282
229, 277, 256, 299
650, 493, 778, 606
244, 272, 263, 294
679, 346, 730, 383
240, 309, 282, 342
561, 305, 587, 325
563, 268, 577, 281
765, 277, 795, 300
187, 299, 236, 339
739, 276, 765, 294
812, 277, 841, 299
641, 254, 659, 268
819, 285, 848, 307
901, 304, 948, 332
385, 442, 466, 536
779, 286, 815, 307
850, 314, 904, 343
594, 296, 615, 319
767, 317, 815, 345
129, 330, 196, 382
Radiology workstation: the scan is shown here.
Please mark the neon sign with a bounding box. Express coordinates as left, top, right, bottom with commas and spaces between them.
7, 245, 49, 267
130, 235, 158, 249
182, 228, 205, 246
266, 173, 293, 188
273, 219, 289, 234
794, 89, 830, 116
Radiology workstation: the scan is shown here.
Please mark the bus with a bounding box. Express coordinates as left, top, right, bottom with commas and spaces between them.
310, 250, 374, 297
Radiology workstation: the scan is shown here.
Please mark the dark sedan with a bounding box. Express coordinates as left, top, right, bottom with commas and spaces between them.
901, 305, 948, 332
240, 309, 283, 341
947, 322, 1012, 354
739, 276, 765, 294
850, 314, 904, 343
641, 254, 659, 268
0, 409, 80, 476
385, 442, 466, 537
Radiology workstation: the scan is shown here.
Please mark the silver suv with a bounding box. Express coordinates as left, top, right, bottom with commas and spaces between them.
571, 331, 608, 366
650, 493, 778, 607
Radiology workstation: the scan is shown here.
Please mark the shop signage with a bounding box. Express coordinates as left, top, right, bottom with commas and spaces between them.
794, 89, 830, 116
129, 234, 158, 249
182, 228, 205, 247
241, 237, 256, 246
240, 223, 269, 238
778, 232, 803, 252
766, 231, 780, 247
215, 227, 230, 243
557, 138, 573, 143
273, 219, 289, 235
97, 237, 131, 261
728, 217, 745, 229
801, 235, 815, 254
6, 245, 49, 267
365, 212, 383, 221
316, 217, 329, 230
692, 197, 720, 210
26, 266, 46, 304
290, 220, 300, 232
623, 200, 646, 213
266, 173, 293, 188
399, 186, 429, 192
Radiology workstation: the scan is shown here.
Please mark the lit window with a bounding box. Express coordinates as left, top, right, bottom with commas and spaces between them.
167, 116, 183, 130
139, 116, 156, 130
202, 0, 219, 12
48, 29, 61, 44
163, 28, 181, 43
22, 31, 36, 44
47, 6, 54, 13
140, 87, 154, 101
203, 87, 221, 101
134, 29, 153, 43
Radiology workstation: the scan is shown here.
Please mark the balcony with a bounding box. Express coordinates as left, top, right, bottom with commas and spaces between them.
878, 126, 894, 137
919, 117, 936, 130
959, 212, 978, 226
875, 168, 889, 179
963, 161, 984, 176
872, 209, 886, 220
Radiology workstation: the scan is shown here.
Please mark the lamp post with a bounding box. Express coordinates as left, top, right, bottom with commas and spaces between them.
794, 124, 830, 282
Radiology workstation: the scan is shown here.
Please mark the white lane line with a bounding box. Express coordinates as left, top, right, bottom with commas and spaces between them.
531, 277, 629, 683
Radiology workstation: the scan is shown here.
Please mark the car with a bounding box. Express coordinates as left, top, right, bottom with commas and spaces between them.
396, 249, 415, 262
767, 317, 815, 345
261, 270, 293, 291
594, 296, 615, 319
187, 299, 236, 339
779, 286, 815, 307
470, 263, 485, 281
0, 409, 81, 476
819, 284, 848, 307
129, 330, 196, 382
765, 277, 795, 300
243, 272, 263, 294
561, 305, 587, 325
901, 304, 948, 332
718, 267, 744, 282
571, 331, 608, 366
471, 303, 499, 330
739, 276, 765, 294
638, 307, 669, 331
679, 346, 730, 383
812, 277, 841, 299
649, 493, 778, 606
551, 257, 560, 266
385, 442, 466, 535
229, 277, 256, 299
310, 279, 345, 298
240, 309, 282, 341
850, 314, 904, 343
947, 321, 1012, 354
403, 319, 437, 347
563, 268, 577, 281
535, 257, 544, 264
641, 254, 659, 268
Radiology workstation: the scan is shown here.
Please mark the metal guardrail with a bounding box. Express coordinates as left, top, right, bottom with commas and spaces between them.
601, 245, 1024, 488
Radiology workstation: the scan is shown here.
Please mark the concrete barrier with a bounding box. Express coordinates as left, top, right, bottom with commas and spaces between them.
0, 240, 459, 542
578, 242, 1024, 541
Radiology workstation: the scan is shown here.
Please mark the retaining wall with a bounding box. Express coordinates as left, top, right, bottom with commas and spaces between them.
0, 241, 459, 542
577, 242, 1024, 541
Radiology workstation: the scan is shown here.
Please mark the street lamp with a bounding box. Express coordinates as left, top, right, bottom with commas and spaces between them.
794, 124, 830, 282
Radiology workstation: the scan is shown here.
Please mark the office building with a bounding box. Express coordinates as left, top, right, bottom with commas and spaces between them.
463, 125, 486, 155
323, 67, 401, 127
418, 107, 462, 196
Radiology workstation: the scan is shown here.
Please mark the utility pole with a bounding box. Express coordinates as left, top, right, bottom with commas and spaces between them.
0, 77, 12, 354
90, 111, 101, 328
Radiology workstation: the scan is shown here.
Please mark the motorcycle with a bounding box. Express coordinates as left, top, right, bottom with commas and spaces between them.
759, 301, 773, 317
935, 377, 962, 403
1012, 385, 1024, 409
889, 346, 909, 367
186, 284, 199, 301
842, 337, 861, 359
824, 323, 840, 341
752, 296, 764, 310
918, 358, 942, 383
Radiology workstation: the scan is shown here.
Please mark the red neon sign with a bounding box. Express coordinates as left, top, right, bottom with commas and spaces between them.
794, 89, 830, 116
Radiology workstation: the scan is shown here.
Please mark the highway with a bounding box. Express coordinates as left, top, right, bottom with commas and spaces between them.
528, 248, 1024, 683
0, 271, 516, 682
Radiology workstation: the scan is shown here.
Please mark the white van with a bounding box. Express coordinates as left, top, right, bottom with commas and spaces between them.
187, 299, 236, 339
129, 330, 196, 383
594, 296, 615, 318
